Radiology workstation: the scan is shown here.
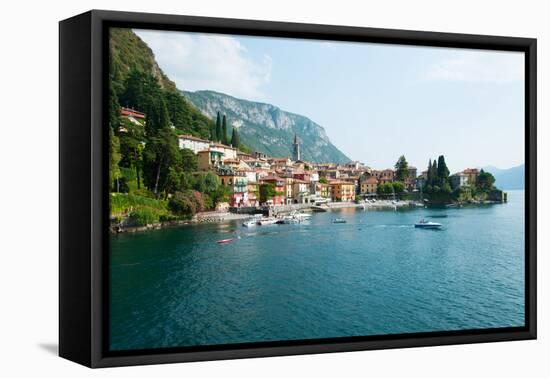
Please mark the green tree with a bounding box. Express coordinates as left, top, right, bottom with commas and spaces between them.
109, 126, 122, 191
118, 119, 145, 189
319, 177, 328, 184
215, 112, 222, 142
392, 181, 406, 194
426, 159, 433, 186
394, 155, 409, 182
180, 148, 198, 172
222, 115, 228, 145
259, 183, 276, 203
142, 127, 181, 197
377, 182, 394, 195
145, 96, 171, 136
430, 159, 438, 185
230, 127, 240, 147
108, 85, 122, 191
477, 169, 496, 191
437, 155, 450, 185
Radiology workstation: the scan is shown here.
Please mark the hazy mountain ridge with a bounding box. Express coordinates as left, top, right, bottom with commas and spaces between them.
183, 90, 350, 164
483, 164, 525, 190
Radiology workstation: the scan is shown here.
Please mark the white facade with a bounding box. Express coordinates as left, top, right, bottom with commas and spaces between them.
178, 135, 210, 154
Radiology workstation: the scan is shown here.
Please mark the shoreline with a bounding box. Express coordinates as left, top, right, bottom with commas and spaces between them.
111, 197, 508, 234
110, 200, 417, 234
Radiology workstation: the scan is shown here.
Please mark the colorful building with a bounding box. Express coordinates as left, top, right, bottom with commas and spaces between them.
219, 171, 249, 207
197, 150, 224, 171
361, 176, 378, 195
329, 180, 355, 202
292, 179, 310, 203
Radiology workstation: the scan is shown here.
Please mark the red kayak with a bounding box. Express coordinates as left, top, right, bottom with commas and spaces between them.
216, 238, 234, 244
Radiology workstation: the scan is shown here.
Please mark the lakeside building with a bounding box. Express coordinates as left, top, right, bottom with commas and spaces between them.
329, 180, 355, 202
252, 151, 268, 159
284, 177, 295, 204
269, 157, 293, 169
218, 168, 249, 207
247, 181, 259, 207
120, 107, 145, 120
197, 149, 224, 171
405, 166, 418, 190
210, 142, 237, 160
462, 168, 480, 186
178, 134, 210, 154
450, 172, 469, 189
293, 179, 310, 203
360, 176, 379, 195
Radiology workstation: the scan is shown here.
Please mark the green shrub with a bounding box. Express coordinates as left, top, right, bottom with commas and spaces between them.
129, 208, 158, 226
168, 190, 204, 218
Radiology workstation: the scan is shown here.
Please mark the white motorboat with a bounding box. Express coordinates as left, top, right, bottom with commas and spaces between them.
414, 219, 442, 229
242, 220, 257, 227
257, 217, 278, 226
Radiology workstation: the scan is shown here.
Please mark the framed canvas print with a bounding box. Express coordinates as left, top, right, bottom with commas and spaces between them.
59, 10, 537, 368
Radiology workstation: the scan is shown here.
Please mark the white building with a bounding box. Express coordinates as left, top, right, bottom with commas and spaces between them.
450, 172, 469, 189
209, 142, 237, 160
178, 134, 210, 154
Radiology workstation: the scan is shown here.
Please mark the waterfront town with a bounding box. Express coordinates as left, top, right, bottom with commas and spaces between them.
118, 108, 490, 215
111, 107, 507, 232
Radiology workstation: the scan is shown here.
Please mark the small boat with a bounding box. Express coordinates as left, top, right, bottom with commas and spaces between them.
216, 238, 234, 244
332, 218, 347, 224
242, 220, 257, 227
279, 215, 300, 224
293, 212, 312, 221
257, 217, 278, 226
429, 215, 448, 218
414, 219, 442, 229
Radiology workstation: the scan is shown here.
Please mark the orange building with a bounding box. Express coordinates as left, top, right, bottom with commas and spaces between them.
329, 180, 355, 202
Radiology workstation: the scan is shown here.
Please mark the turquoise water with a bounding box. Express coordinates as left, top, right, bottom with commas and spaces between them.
109, 190, 525, 351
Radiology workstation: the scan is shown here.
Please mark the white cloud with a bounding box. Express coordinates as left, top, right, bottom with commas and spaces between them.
134, 29, 272, 100
422, 49, 524, 84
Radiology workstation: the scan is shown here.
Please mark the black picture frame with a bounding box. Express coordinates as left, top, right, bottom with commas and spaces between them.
59, 9, 537, 368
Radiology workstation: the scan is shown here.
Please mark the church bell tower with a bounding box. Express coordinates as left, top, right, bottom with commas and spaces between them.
292, 134, 301, 161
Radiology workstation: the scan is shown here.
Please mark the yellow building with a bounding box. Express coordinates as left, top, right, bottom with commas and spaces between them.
284, 177, 295, 204
361, 176, 378, 194
197, 150, 224, 171
329, 180, 355, 202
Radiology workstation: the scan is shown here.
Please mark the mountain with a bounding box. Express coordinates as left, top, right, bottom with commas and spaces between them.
483, 164, 525, 190
109, 28, 176, 93
182, 90, 350, 163
109, 29, 214, 139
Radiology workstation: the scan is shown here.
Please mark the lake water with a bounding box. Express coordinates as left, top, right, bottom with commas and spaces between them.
109, 190, 525, 351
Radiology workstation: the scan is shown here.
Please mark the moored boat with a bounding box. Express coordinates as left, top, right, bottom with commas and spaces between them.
257, 217, 278, 226
216, 238, 234, 244
242, 220, 257, 227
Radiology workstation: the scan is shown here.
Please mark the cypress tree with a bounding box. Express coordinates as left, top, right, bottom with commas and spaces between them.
426, 159, 432, 186
222, 115, 228, 145
431, 158, 438, 184
215, 112, 222, 142
437, 155, 450, 184
231, 127, 240, 147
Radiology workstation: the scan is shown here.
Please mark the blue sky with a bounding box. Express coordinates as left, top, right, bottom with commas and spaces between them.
135, 29, 525, 173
